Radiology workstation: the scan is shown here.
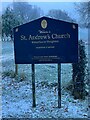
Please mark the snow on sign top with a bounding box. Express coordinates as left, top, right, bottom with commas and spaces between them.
13, 16, 78, 64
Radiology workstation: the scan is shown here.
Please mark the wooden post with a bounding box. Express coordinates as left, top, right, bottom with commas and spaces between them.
32, 64, 36, 107
58, 63, 61, 108
15, 64, 18, 75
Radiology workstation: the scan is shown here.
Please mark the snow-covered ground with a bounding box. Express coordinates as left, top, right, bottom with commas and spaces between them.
1, 27, 89, 118
2, 77, 88, 118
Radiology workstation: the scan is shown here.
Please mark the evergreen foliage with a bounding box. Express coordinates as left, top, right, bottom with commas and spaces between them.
2, 2, 42, 39
2, 7, 21, 38
72, 40, 87, 99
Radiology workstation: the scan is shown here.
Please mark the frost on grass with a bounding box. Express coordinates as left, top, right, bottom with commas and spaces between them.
1, 37, 89, 118
2, 77, 88, 118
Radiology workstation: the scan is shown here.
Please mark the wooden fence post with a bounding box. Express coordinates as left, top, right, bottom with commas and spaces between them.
32, 64, 36, 107
58, 63, 61, 108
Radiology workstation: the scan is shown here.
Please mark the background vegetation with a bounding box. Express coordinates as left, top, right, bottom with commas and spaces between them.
1, 2, 89, 100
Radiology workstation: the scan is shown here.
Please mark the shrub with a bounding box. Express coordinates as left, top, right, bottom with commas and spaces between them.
2, 70, 16, 78
72, 40, 87, 99
2, 70, 26, 82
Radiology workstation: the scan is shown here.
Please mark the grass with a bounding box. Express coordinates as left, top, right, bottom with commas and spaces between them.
2, 70, 27, 82
1, 41, 89, 87
1, 41, 73, 87
2, 70, 16, 78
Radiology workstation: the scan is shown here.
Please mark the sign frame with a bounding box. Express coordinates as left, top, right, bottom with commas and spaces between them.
13, 16, 78, 64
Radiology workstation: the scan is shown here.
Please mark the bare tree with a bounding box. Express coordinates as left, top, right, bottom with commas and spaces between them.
75, 2, 90, 28
2, 2, 42, 40
13, 2, 42, 24
47, 9, 75, 23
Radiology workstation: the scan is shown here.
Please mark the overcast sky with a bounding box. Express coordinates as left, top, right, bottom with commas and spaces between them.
1, 2, 80, 20
30, 2, 76, 15
0, 0, 88, 2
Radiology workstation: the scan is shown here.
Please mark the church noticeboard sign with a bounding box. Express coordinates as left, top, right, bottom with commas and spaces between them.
13, 17, 78, 64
